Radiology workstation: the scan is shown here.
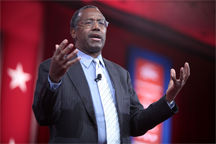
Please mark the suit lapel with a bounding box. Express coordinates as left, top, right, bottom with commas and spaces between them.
103, 59, 123, 117
66, 58, 97, 126
103, 59, 124, 141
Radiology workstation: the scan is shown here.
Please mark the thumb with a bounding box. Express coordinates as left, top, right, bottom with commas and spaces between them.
170, 68, 176, 82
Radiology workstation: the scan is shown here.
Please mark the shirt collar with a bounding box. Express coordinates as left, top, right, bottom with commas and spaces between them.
77, 49, 105, 68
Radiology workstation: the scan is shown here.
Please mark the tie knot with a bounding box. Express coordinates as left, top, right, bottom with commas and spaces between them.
94, 58, 100, 67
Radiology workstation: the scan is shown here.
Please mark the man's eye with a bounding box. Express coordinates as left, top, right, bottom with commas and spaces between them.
85, 21, 93, 25
98, 21, 104, 25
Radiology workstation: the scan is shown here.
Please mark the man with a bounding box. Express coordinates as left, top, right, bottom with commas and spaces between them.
32, 5, 190, 143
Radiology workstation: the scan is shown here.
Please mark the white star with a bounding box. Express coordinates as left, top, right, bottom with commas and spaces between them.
7, 63, 31, 93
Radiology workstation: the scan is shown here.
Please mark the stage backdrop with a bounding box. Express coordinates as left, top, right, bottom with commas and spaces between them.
127, 46, 172, 144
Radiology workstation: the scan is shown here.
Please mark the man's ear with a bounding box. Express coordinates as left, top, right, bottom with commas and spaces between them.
70, 28, 76, 39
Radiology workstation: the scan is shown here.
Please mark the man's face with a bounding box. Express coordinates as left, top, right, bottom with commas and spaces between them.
73, 8, 107, 56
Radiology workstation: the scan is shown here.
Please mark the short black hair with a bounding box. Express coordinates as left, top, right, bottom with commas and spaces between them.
70, 5, 100, 30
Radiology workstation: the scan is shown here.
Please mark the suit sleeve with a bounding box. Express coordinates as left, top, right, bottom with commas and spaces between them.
127, 71, 178, 136
32, 60, 62, 126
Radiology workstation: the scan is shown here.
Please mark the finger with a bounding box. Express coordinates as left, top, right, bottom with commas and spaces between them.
179, 67, 184, 82
170, 68, 176, 82
168, 71, 174, 87
185, 62, 190, 76
67, 57, 81, 68
55, 39, 68, 55
64, 49, 79, 62
184, 62, 190, 81
59, 44, 74, 60
183, 62, 187, 79
55, 44, 59, 50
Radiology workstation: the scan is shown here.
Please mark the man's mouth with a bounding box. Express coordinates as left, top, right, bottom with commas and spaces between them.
89, 33, 102, 41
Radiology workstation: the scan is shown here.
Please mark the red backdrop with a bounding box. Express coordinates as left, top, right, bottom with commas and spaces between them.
1, 1, 43, 143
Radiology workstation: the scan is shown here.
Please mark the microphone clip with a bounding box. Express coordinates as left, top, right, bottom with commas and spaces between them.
95, 74, 102, 82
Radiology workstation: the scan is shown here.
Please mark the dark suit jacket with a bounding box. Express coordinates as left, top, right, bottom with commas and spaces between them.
32, 57, 178, 143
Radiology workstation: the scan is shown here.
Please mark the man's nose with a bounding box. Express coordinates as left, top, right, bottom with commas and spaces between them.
92, 21, 100, 30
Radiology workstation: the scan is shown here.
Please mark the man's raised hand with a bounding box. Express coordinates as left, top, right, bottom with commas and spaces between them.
49, 39, 81, 83
166, 62, 190, 103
